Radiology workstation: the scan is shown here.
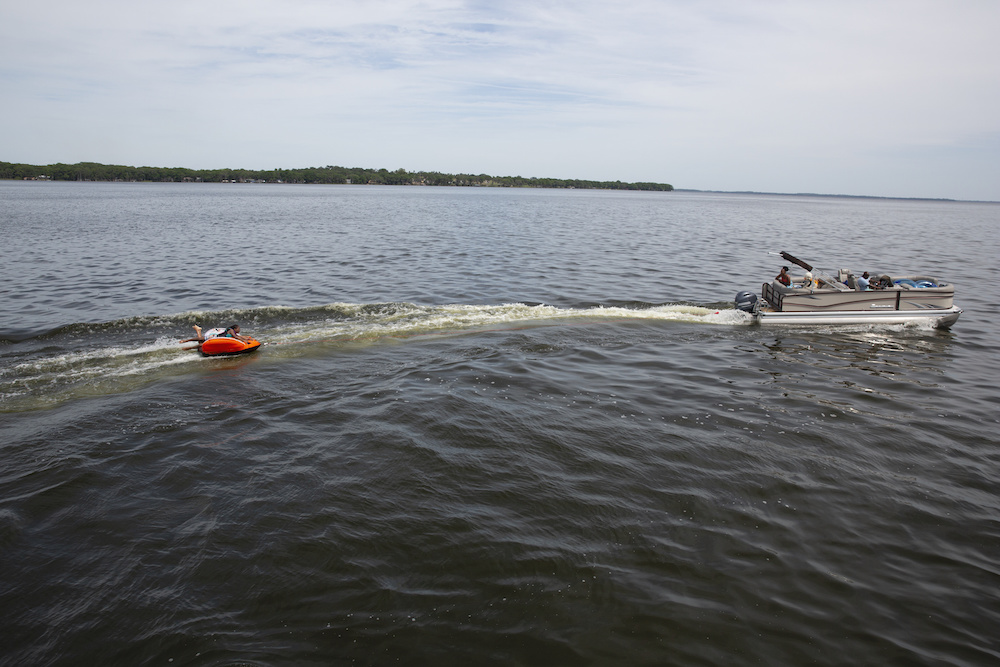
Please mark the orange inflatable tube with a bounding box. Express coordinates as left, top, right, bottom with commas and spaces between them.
199, 336, 262, 357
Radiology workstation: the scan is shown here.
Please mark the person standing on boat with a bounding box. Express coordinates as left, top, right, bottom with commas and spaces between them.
776, 266, 791, 286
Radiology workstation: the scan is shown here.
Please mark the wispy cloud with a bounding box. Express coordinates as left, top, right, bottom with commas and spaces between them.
2, 0, 999, 199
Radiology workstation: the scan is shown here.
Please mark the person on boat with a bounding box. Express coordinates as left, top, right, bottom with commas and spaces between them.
180, 324, 251, 344
856, 271, 870, 290
776, 266, 791, 286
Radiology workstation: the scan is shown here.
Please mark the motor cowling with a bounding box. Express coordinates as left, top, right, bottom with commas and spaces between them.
735, 291, 759, 313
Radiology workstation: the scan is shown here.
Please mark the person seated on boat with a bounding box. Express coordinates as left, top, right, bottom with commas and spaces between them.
180, 324, 251, 344
775, 266, 791, 286
856, 271, 870, 290
870, 274, 894, 290
797, 271, 817, 288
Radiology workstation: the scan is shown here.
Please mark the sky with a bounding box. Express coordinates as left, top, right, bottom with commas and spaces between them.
3, 0, 999, 200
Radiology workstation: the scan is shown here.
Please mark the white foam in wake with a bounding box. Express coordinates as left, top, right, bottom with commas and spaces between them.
262, 302, 747, 348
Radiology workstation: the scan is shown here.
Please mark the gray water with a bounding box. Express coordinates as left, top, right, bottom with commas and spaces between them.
2, 181, 999, 666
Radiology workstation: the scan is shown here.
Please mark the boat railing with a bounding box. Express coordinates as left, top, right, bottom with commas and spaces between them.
762, 281, 783, 311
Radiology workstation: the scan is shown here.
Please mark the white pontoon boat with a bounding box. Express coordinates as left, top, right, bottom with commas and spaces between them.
735, 251, 962, 328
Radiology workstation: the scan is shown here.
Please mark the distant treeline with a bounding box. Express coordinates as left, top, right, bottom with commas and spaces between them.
1, 161, 673, 191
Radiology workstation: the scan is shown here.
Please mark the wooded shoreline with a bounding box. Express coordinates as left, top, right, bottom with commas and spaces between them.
1, 161, 673, 191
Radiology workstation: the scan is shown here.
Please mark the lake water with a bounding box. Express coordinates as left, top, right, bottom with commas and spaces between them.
2, 181, 999, 666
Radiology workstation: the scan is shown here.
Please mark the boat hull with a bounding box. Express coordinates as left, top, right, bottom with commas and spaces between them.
756, 306, 962, 328
199, 336, 262, 357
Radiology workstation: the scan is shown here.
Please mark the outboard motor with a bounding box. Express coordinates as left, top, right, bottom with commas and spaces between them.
735, 290, 759, 313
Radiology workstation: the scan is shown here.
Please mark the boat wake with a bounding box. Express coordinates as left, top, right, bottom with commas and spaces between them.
255, 301, 744, 347
0, 301, 741, 412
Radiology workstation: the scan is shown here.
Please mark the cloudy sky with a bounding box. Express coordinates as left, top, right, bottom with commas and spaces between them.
3, 0, 999, 200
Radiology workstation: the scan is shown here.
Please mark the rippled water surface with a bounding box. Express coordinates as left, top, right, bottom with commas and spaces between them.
2, 182, 999, 666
